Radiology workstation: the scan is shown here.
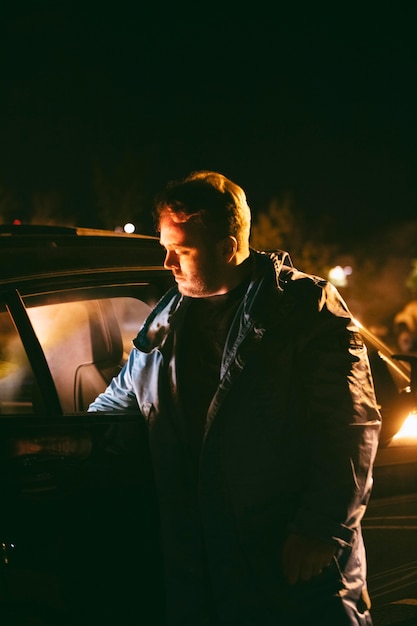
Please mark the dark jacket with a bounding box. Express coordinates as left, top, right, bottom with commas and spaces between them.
90, 250, 381, 625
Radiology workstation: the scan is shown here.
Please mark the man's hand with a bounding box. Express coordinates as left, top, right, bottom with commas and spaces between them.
282, 533, 337, 585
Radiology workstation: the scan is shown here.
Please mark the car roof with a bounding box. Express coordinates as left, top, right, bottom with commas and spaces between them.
0, 224, 167, 288
0, 224, 157, 238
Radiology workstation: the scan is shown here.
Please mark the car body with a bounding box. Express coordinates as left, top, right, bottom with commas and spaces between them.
356, 321, 417, 624
0, 225, 416, 625
0, 225, 174, 625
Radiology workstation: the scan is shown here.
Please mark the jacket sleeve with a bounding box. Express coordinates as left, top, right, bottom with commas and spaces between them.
88, 349, 140, 412
290, 279, 381, 547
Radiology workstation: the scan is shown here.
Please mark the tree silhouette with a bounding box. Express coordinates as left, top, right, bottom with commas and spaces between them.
92, 153, 154, 234
250, 194, 339, 276
31, 189, 76, 226
0, 179, 19, 224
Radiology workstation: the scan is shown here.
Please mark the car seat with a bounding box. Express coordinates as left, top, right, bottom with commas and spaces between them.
74, 300, 124, 412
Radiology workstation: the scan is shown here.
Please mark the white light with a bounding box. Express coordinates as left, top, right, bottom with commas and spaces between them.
392, 412, 417, 441
328, 265, 347, 287
124, 223, 135, 234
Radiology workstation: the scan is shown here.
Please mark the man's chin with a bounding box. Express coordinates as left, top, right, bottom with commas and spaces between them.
176, 280, 191, 296
177, 282, 204, 298
178, 286, 197, 297
175, 278, 216, 297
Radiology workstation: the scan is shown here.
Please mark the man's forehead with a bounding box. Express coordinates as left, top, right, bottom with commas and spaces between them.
159, 213, 205, 247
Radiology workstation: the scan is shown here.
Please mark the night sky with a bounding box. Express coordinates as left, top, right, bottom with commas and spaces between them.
1, 6, 416, 244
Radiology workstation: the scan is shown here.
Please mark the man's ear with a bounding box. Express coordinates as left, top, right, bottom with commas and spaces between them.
222, 236, 238, 263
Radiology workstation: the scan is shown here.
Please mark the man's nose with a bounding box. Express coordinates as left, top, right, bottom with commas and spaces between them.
164, 250, 179, 270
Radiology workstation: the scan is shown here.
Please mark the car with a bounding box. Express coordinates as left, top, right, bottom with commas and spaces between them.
1, 224, 416, 625
355, 321, 417, 625
0, 224, 175, 626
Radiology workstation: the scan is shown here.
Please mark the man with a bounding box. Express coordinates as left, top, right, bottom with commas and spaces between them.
89, 171, 381, 625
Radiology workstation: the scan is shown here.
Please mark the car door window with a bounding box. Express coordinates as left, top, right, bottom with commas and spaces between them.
0, 309, 39, 414
27, 296, 151, 414
108, 297, 152, 356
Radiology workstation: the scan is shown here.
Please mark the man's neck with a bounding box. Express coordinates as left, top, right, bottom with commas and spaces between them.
225, 254, 252, 292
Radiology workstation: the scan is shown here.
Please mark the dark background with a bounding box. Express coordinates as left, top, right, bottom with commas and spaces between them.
1, 5, 416, 245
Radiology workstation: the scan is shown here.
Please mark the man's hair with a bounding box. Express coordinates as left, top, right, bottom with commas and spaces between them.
153, 170, 251, 249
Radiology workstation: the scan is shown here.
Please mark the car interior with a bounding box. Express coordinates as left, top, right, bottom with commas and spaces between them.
0, 291, 155, 415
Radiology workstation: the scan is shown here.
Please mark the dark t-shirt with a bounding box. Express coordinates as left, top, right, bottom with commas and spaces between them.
179, 279, 249, 467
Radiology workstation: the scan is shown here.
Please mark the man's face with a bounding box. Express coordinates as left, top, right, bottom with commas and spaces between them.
159, 212, 228, 297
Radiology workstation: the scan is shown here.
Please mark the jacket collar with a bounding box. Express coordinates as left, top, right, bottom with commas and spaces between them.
133, 249, 294, 353
133, 287, 184, 353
